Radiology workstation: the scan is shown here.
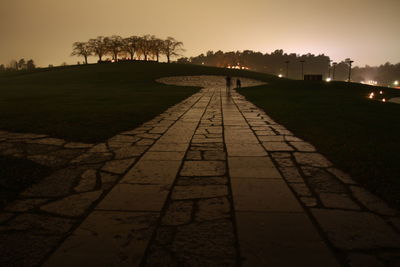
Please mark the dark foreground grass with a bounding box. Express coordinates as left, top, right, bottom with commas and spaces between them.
0, 61, 276, 143
239, 80, 400, 209
0, 156, 52, 209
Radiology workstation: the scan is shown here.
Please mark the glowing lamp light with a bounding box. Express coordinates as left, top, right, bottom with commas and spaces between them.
326, 78, 332, 82
382, 98, 386, 102
368, 92, 374, 99
379, 91, 383, 94
394, 81, 399, 86
278, 74, 283, 78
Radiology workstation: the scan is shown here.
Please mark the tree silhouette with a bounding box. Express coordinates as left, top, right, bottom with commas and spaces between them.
26, 59, 35, 70
71, 42, 92, 64
88, 36, 108, 62
138, 35, 152, 61
163, 37, 184, 63
149, 36, 164, 62
18, 59, 26, 70
123, 36, 140, 60
107, 35, 123, 61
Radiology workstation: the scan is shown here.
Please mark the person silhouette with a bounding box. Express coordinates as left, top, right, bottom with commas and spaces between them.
226, 76, 232, 91
236, 78, 241, 88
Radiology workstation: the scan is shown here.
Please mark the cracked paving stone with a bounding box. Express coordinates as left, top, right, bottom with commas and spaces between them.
299, 196, 318, 207
327, 168, 357, 185
88, 143, 109, 153
101, 158, 136, 174
290, 183, 313, 197
180, 161, 226, 176
162, 201, 194, 226
145, 245, 177, 267
170, 220, 236, 266
71, 152, 113, 164
74, 169, 97, 192
203, 150, 226, 160
100, 172, 119, 190
350, 186, 397, 216
172, 185, 228, 200
196, 197, 230, 221
28, 154, 69, 168
301, 166, 346, 193
114, 145, 148, 159
311, 209, 400, 250
186, 150, 202, 160
21, 167, 85, 198
40, 190, 103, 217
319, 192, 361, 210
290, 141, 316, 152
294, 152, 332, 167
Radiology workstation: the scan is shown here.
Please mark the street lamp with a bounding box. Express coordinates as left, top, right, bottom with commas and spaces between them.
332, 62, 337, 80
284, 60, 290, 78
346, 59, 354, 82
300, 60, 305, 80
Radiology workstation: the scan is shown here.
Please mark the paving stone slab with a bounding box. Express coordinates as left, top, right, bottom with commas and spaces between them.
43, 211, 158, 267
172, 185, 228, 200
226, 143, 267, 156
236, 212, 340, 267
294, 152, 332, 167
96, 184, 169, 211
122, 160, 181, 185
162, 201, 194, 226
141, 151, 185, 161
170, 220, 236, 266
319, 192, 361, 210
228, 157, 281, 178
180, 161, 226, 176
262, 141, 294, 151
311, 209, 400, 250
101, 158, 136, 174
350, 186, 397, 216
41, 190, 103, 217
231, 178, 303, 212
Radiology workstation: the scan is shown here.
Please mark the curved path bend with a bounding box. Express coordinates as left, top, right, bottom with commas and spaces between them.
1, 76, 399, 267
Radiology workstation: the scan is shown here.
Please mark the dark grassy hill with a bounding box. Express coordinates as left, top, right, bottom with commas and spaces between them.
0, 61, 277, 142
239, 79, 400, 209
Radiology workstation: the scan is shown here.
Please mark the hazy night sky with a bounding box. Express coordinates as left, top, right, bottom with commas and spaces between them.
1, 0, 399, 67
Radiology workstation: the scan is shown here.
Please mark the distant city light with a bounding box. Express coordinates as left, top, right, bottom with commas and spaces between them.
382, 98, 386, 102
325, 77, 332, 82
227, 65, 249, 70
394, 80, 399, 86
379, 90, 383, 94
278, 74, 283, 78
363, 80, 378, 86
202, 62, 205, 65
368, 92, 374, 99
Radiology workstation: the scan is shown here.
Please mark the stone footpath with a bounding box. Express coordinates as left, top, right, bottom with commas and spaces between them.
1, 76, 399, 267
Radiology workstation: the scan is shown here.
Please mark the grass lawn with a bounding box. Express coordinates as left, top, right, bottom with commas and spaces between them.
0, 61, 276, 143
239, 79, 400, 209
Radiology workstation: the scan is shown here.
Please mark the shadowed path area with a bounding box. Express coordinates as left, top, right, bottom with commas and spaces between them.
1, 76, 399, 267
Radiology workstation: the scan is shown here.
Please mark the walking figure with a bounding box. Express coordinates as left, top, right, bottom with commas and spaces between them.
226, 76, 232, 91
236, 78, 241, 88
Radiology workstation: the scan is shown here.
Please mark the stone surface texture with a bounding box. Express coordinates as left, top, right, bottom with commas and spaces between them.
1, 76, 398, 267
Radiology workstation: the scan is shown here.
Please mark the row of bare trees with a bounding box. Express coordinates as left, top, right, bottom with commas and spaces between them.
71, 35, 184, 64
